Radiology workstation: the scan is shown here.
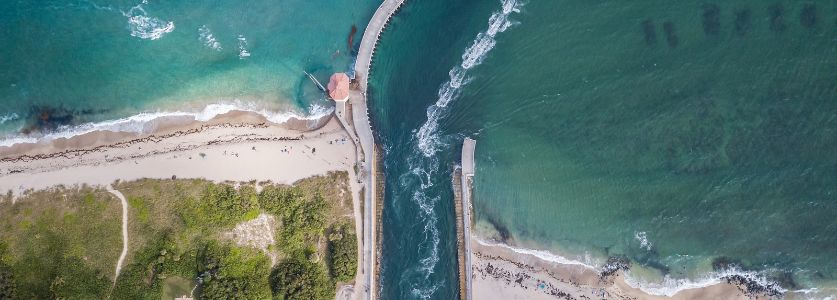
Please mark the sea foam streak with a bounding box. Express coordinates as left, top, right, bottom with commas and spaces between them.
401, 0, 523, 298
199, 25, 222, 51
0, 113, 19, 125
238, 35, 251, 59
0, 102, 332, 148
123, 1, 174, 40
416, 0, 521, 157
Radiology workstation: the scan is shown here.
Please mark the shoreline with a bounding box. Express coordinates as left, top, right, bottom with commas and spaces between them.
469, 234, 837, 299
0, 109, 355, 199
0, 100, 333, 149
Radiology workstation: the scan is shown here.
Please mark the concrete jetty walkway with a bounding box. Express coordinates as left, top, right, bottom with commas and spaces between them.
347, 0, 407, 299
459, 138, 476, 300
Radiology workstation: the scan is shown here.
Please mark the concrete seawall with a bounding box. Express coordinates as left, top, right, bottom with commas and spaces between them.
352, 0, 407, 298
355, 0, 407, 93
454, 138, 476, 300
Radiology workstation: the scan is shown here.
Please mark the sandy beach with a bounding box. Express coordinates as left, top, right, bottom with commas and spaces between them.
470, 237, 781, 300
0, 111, 360, 199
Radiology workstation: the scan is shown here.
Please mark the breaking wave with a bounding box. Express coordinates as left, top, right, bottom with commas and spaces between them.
401, 0, 523, 298
416, 0, 522, 157
0, 102, 332, 147
123, 0, 175, 40
199, 25, 222, 51
237, 35, 251, 59
0, 113, 19, 125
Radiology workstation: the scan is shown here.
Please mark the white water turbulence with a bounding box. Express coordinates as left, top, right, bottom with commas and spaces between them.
0, 113, 19, 125
401, 0, 523, 298
123, 0, 175, 40
416, 0, 522, 157
238, 35, 252, 59
0, 102, 332, 147
634, 231, 653, 251
199, 25, 222, 51
624, 267, 786, 297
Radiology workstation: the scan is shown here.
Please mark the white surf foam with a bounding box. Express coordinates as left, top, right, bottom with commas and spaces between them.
0, 102, 332, 148
123, 1, 175, 40
415, 0, 522, 157
474, 237, 600, 270
237, 35, 251, 59
400, 1, 524, 298
0, 113, 19, 125
198, 25, 222, 51
623, 267, 787, 297
634, 231, 653, 251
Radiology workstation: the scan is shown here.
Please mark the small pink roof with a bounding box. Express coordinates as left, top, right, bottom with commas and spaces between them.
327, 73, 350, 101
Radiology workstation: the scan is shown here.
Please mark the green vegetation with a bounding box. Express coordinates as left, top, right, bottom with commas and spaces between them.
271, 257, 332, 300
0, 172, 357, 299
327, 223, 358, 282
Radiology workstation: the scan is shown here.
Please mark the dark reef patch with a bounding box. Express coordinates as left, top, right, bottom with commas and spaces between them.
481, 211, 511, 243
641, 19, 657, 45
800, 3, 817, 29
22, 106, 75, 134
20, 106, 107, 135
734, 9, 752, 36
642, 19, 657, 46
768, 4, 787, 32
712, 256, 743, 271
702, 4, 721, 36
663, 21, 679, 48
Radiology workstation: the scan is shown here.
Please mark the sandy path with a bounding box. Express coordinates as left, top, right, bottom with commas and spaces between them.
106, 184, 129, 282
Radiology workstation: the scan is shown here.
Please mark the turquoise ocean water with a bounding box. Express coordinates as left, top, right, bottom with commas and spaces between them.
4, 0, 837, 298
0, 0, 377, 144
371, 0, 837, 298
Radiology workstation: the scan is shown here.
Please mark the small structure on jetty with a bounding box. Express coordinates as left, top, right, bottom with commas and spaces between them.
327, 73, 351, 102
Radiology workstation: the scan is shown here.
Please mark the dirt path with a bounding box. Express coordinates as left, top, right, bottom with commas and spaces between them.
107, 184, 129, 282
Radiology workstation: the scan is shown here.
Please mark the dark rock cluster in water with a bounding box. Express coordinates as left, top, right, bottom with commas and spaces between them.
712, 256, 791, 297
734, 9, 752, 36
481, 211, 512, 243
723, 274, 784, 298
640, 3, 828, 46
662, 21, 678, 48
800, 3, 817, 29
702, 4, 721, 36
642, 19, 657, 45
769, 4, 787, 32
22, 106, 75, 134
21, 105, 107, 135
600, 256, 631, 279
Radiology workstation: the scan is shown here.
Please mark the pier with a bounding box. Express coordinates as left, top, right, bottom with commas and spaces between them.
348, 0, 407, 299
453, 138, 476, 300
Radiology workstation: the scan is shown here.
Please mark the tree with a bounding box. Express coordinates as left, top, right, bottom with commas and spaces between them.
197, 242, 271, 300
327, 225, 357, 282
0, 265, 16, 299
270, 258, 333, 300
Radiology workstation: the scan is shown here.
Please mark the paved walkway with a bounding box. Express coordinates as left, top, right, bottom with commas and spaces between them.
460, 138, 476, 300
351, 0, 407, 298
